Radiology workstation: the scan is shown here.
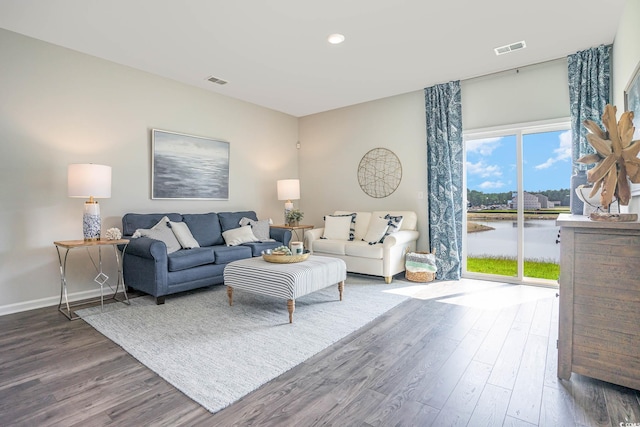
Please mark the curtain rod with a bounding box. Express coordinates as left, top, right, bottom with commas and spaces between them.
459, 43, 613, 84
460, 56, 567, 83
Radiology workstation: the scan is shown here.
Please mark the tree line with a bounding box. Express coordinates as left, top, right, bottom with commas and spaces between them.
467, 189, 570, 207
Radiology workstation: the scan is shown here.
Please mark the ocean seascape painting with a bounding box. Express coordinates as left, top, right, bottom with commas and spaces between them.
152, 129, 229, 199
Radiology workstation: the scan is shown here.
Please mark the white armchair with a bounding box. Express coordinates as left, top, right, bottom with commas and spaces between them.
305, 211, 419, 283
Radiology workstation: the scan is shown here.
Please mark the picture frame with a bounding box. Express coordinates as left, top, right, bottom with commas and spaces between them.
624, 61, 640, 141
151, 129, 230, 200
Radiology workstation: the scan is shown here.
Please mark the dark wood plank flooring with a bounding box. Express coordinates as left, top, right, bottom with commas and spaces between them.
1, 282, 639, 426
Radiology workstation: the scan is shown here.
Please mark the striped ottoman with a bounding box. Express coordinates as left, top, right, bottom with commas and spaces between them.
223, 255, 347, 323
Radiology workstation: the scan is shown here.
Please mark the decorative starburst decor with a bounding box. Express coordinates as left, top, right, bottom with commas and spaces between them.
577, 104, 640, 209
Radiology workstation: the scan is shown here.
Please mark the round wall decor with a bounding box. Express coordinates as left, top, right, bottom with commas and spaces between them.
357, 148, 402, 198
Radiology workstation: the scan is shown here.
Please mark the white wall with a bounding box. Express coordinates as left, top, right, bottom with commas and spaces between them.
298, 91, 429, 251
0, 29, 298, 314
612, 0, 640, 112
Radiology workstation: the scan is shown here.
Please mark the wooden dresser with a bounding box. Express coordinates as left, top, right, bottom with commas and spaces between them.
556, 214, 640, 390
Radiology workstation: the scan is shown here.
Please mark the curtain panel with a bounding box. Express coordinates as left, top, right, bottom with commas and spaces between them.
567, 44, 611, 171
425, 81, 463, 280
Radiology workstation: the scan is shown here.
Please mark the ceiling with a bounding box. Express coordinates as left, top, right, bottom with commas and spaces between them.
0, 0, 627, 117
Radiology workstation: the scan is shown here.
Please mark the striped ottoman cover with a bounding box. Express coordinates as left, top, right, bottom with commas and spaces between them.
223, 255, 347, 323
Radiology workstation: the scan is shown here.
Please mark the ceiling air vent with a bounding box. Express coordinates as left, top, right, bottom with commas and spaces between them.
494, 40, 526, 56
207, 75, 228, 85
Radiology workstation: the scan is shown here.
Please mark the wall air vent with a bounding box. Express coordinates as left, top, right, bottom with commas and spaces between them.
494, 40, 526, 56
207, 75, 228, 85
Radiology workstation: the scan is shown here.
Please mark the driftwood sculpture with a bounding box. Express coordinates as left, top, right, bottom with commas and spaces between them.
577, 104, 640, 209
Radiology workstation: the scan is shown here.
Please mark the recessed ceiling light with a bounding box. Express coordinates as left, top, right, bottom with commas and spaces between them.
328, 33, 345, 45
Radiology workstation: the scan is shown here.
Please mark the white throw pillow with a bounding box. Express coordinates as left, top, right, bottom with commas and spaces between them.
169, 221, 200, 249
322, 215, 353, 240
380, 214, 404, 242
362, 216, 390, 244
137, 225, 182, 254
222, 225, 259, 246
385, 214, 404, 233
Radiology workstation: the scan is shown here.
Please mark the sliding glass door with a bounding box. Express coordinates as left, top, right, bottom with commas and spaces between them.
463, 121, 571, 285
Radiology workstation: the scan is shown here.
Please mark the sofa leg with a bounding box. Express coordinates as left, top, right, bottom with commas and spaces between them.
385, 276, 392, 284
155, 296, 165, 305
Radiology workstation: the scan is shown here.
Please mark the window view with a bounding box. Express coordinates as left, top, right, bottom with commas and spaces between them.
465, 125, 571, 283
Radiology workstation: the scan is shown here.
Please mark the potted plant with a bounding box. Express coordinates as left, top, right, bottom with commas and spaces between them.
286, 209, 304, 226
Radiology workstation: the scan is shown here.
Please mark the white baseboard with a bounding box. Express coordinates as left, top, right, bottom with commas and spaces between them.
0, 288, 105, 317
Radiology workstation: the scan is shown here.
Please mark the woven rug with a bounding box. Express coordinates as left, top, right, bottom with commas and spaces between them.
77, 274, 422, 414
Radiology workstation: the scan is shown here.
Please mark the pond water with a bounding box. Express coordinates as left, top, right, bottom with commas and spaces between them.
466, 219, 560, 263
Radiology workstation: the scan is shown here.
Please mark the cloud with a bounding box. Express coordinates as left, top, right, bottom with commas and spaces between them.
535, 130, 572, 169
466, 160, 502, 178
466, 137, 502, 156
479, 180, 505, 189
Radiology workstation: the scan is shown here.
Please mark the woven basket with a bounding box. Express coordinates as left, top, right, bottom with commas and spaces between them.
262, 252, 310, 264
405, 250, 436, 282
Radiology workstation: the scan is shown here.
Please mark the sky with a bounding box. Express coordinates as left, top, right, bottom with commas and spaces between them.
466, 130, 572, 193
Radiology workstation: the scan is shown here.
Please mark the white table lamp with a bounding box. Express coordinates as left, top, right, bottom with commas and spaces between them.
277, 179, 300, 224
68, 163, 112, 240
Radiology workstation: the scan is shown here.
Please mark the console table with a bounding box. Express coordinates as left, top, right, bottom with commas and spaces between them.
556, 214, 640, 390
54, 238, 130, 320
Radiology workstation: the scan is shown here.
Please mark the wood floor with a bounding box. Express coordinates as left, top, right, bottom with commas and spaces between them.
1, 279, 639, 426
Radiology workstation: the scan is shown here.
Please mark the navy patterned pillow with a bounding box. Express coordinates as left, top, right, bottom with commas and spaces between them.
380, 214, 403, 242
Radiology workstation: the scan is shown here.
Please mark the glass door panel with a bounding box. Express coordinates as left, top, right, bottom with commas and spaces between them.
465, 135, 518, 277
521, 130, 570, 281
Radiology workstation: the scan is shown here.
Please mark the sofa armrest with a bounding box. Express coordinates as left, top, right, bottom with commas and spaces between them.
124, 237, 169, 260
304, 228, 324, 251
269, 228, 292, 247
383, 230, 419, 247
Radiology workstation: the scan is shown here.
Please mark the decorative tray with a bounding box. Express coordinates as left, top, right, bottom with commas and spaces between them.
262, 251, 310, 264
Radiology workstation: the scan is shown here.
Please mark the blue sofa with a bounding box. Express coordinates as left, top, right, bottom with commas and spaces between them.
121, 211, 291, 304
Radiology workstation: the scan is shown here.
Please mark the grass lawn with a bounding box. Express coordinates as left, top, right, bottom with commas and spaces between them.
467, 256, 560, 280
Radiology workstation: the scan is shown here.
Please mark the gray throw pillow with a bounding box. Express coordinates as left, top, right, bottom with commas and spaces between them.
239, 217, 274, 242
137, 225, 182, 253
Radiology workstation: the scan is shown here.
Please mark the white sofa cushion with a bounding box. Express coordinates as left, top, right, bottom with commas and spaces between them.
344, 241, 384, 259
313, 239, 346, 255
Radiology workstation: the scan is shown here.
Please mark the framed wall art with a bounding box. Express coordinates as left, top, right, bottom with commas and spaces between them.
625, 61, 640, 141
152, 129, 230, 200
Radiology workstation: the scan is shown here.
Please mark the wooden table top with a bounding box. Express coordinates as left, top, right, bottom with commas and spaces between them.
53, 239, 130, 249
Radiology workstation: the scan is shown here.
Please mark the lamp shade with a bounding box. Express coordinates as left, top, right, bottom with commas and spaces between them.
68, 164, 112, 199
277, 179, 300, 201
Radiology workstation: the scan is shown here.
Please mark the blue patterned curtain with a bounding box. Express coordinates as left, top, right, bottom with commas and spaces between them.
568, 45, 611, 171
425, 81, 463, 280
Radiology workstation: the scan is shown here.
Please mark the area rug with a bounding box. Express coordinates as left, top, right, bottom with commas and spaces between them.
77, 275, 419, 414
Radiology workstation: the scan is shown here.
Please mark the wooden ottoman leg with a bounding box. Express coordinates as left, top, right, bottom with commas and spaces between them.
227, 286, 233, 306
287, 299, 295, 323
338, 281, 344, 301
